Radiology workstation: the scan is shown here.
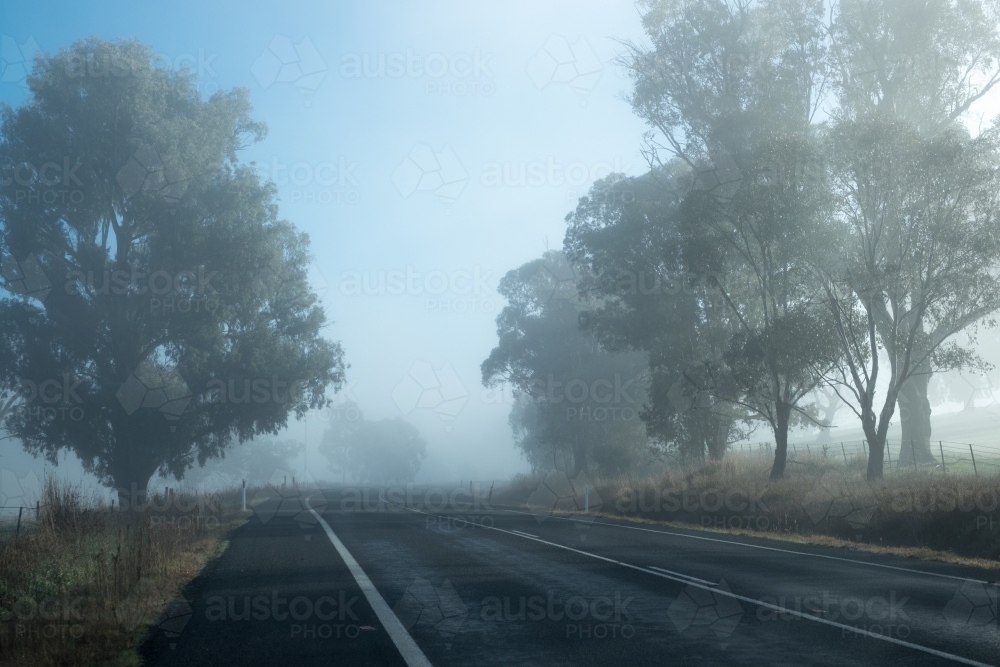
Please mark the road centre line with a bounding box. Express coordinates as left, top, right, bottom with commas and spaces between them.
510, 529, 538, 538
395, 502, 994, 667
647, 565, 717, 586
495, 507, 990, 584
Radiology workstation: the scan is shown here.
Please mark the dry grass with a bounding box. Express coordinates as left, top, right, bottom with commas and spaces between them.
0, 478, 246, 667
504, 453, 1000, 567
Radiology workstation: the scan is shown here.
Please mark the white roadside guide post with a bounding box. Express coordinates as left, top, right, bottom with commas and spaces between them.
585, 484, 589, 512
242, 479, 246, 511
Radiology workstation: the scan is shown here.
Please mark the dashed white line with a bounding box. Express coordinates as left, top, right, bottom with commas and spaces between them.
395, 502, 994, 667
510, 529, 538, 538
647, 565, 717, 586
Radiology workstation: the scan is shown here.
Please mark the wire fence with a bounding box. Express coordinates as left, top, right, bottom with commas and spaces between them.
0, 502, 42, 537
731, 439, 1000, 476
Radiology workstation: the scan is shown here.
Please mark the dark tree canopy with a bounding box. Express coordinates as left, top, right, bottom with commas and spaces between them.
0, 39, 346, 499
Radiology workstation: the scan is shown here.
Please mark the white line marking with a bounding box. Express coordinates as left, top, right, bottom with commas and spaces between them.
305, 495, 433, 667
496, 507, 988, 584
647, 565, 717, 586
510, 529, 538, 538
396, 502, 994, 667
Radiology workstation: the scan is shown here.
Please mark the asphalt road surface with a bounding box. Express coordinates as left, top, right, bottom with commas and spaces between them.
142, 486, 1000, 667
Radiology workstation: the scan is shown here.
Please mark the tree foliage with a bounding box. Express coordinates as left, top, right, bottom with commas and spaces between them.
0, 39, 346, 498
482, 251, 652, 475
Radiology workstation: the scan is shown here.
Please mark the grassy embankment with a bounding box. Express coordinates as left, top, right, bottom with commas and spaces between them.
499, 452, 1000, 570
0, 479, 246, 667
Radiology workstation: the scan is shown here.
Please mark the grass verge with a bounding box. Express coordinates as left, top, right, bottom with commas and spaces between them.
497, 453, 1000, 569
0, 478, 247, 667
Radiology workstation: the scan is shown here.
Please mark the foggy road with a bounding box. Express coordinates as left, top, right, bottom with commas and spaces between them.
142, 488, 1000, 667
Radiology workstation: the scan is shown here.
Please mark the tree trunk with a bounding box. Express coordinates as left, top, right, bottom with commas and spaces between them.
112, 443, 158, 511
865, 434, 885, 479
770, 402, 792, 480
706, 419, 726, 461
897, 367, 935, 466
864, 410, 890, 480
115, 473, 155, 510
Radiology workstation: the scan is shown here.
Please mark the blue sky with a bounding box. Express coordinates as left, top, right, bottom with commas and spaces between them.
1, 0, 653, 484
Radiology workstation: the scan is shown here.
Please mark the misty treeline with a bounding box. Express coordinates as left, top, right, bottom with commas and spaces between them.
485, 0, 1000, 480
177, 437, 303, 489
319, 402, 428, 485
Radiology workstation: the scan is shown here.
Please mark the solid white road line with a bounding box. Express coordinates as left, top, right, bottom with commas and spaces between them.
305, 495, 434, 667
647, 565, 717, 586
510, 529, 539, 538
496, 507, 988, 584
397, 503, 994, 667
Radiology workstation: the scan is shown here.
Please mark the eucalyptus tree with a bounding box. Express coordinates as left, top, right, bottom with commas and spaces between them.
564, 170, 751, 463
481, 251, 651, 476
820, 116, 1000, 477
0, 39, 345, 502
619, 0, 841, 477
830, 0, 1000, 464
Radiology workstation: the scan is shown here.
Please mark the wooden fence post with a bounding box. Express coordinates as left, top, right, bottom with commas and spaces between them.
841, 442, 848, 465
969, 444, 978, 477
15, 507, 23, 537
939, 441, 947, 474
